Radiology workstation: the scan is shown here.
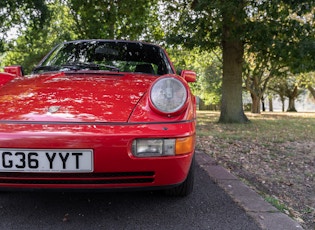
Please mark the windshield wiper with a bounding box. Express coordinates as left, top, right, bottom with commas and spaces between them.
32, 65, 59, 74
98, 64, 120, 72
61, 62, 120, 72
32, 63, 120, 74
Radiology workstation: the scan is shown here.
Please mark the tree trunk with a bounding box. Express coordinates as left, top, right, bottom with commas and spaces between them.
261, 96, 265, 112
251, 93, 261, 113
268, 96, 273, 112
219, 1, 248, 123
219, 40, 249, 123
287, 97, 297, 112
287, 86, 298, 112
281, 99, 285, 112
308, 85, 315, 99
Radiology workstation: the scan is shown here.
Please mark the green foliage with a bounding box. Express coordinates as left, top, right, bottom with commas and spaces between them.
268, 71, 308, 111
1, 0, 165, 73
165, 0, 315, 72
167, 47, 222, 106
164, 0, 315, 73
0, 0, 50, 37
196, 53, 222, 105
246, 1, 315, 73
265, 195, 289, 213
0, 39, 4, 53
66, 0, 160, 40
2, 0, 77, 73
162, 0, 315, 118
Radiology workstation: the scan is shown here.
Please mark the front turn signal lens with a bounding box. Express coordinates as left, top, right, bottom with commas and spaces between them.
175, 135, 195, 155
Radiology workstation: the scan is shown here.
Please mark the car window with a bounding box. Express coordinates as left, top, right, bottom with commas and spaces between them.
36, 41, 174, 75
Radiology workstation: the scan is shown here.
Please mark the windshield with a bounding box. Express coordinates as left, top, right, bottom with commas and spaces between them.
33, 40, 174, 75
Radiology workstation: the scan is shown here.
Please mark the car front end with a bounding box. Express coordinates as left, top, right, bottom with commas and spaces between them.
0, 40, 196, 196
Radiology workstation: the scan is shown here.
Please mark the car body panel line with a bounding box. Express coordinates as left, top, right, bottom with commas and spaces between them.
0, 119, 196, 126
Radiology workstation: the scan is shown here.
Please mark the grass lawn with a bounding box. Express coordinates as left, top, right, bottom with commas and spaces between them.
197, 111, 315, 142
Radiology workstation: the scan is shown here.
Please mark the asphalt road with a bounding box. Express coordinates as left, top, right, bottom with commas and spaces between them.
0, 164, 260, 230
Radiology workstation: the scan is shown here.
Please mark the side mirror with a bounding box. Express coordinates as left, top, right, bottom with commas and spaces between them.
0, 72, 16, 87
181, 70, 196, 83
4, 65, 24, 77
0, 65, 23, 87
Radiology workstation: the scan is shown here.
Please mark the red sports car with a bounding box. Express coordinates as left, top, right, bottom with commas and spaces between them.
0, 40, 196, 196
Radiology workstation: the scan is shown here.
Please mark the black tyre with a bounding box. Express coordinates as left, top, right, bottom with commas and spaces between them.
164, 155, 195, 197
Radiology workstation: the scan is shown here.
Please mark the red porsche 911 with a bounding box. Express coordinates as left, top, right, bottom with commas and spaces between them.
0, 40, 196, 196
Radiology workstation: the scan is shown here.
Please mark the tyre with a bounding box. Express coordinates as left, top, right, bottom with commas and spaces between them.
164, 155, 195, 197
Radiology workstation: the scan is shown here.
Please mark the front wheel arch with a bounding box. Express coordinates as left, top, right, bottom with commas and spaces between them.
164, 155, 195, 197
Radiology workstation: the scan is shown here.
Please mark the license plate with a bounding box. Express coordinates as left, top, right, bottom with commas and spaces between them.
0, 149, 93, 172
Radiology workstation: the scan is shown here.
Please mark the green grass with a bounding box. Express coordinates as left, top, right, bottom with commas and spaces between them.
264, 195, 289, 213
197, 111, 315, 143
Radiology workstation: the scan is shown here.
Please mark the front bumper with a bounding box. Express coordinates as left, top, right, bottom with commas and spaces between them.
0, 121, 195, 190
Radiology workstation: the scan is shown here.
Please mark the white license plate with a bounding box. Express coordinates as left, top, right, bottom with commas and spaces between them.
0, 149, 93, 172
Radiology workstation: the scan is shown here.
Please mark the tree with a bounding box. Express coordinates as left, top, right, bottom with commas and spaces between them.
162, 0, 315, 122
0, 0, 50, 69
269, 72, 306, 112
2, 0, 77, 73
309, 85, 315, 99
243, 51, 288, 113
198, 53, 222, 108
168, 47, 222, 108
301, 72, 315, 99
219, 1, 248, 122
66, 0, 159, 40
0, 0, 49, 43
2, 0, 163, 72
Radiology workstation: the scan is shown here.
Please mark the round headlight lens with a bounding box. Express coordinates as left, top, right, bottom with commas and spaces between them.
150, 77, 188, 114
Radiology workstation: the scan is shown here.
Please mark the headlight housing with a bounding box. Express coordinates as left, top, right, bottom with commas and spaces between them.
132, 136, 195, 158
132, 139, 175, 157
149, 76, 188, 115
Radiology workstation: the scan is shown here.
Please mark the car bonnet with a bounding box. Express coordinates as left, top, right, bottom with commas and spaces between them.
0, 72, 157, 123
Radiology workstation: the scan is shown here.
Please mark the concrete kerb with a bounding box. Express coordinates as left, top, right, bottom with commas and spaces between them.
195, 150, 304, 230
